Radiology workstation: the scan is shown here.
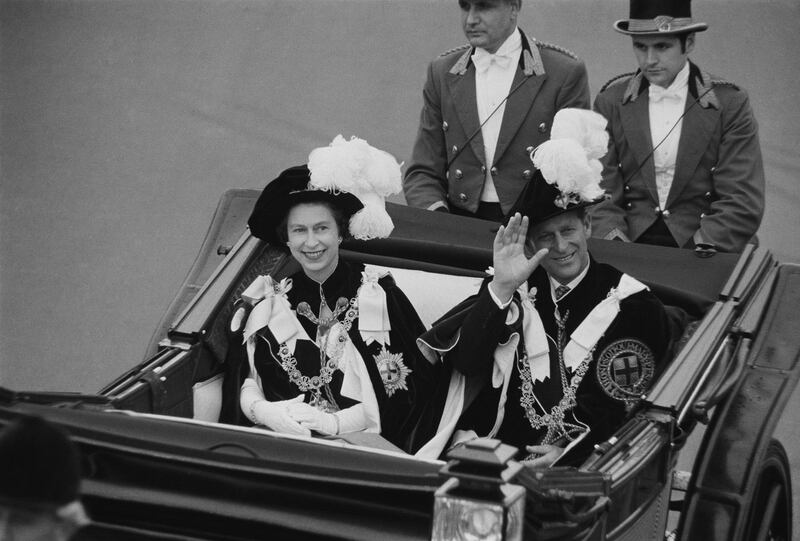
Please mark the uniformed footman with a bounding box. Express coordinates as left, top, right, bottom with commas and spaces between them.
403, 0, 590, 221
590, 0, 765, 253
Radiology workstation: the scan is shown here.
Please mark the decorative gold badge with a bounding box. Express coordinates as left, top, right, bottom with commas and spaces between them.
655, 16, 674, 32
373, 348, 412, 397
596, 339, 655, 404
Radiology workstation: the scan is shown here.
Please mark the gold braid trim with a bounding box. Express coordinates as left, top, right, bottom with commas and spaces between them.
600, 71, 637, 94
535, 41, 579, 60
437, 44, 470, 58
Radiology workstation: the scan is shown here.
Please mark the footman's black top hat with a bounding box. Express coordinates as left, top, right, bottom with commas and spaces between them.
614, 0, 708, 35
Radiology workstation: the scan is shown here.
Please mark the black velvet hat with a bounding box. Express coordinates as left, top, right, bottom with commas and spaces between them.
614, 0, 708, 35
248, 164, 363, 246
509, 169, 602, 227
249, 136, 403, 246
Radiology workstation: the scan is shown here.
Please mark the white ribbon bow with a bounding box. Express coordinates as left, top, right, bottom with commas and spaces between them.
337, 326, 382, 433
518, 283, 551, 383
472, 48, 512, 73
241, 275, 311, 349
563, 274, 647, 371
649, 85, 683, 103
491, 283, 550, 388
357, 267, 392, 346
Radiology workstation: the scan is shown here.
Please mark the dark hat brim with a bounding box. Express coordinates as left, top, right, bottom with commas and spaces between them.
526, 199, 600, 227
248, 165, 363, 246
614, 18, 708, 35
507, 169, 604, 227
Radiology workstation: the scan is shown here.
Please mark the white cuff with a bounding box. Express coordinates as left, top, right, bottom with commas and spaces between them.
334, 404, 369, 434
488, 282, 514, 309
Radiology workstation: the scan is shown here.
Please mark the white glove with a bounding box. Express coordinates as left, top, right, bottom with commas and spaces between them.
334, 404, 369, 435
287, 403, 370, 436
250, 395, 311, 436
286, 402, 339, 435
524, 444, 565, 467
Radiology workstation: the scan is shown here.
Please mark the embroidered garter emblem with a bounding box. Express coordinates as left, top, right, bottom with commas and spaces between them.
374, 348, 412, 397
597, 339, 655, 404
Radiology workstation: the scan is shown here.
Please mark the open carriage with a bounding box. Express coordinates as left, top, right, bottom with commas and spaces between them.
2, 191, 797, 541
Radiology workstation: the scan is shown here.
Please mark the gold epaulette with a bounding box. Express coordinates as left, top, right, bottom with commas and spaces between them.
438, 44, 470, 58
600, 72, 637, 93
695, 70, 738, 109
709, 77, 741, 91
535, 41, 579, 60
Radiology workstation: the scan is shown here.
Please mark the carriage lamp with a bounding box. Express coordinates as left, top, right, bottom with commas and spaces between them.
431, 438, 525, 541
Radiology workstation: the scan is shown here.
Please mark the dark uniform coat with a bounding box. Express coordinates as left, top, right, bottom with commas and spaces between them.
250, 260, 439, 453
415, 258, 672, 463
403, 29, 590, 216
591, 62, 764, 252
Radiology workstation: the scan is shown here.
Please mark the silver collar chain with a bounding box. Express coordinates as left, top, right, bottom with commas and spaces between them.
275, 295, 359, 411
517, 306, 593, 445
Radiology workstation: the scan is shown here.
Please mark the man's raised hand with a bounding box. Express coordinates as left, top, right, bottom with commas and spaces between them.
489, 213, 548, 303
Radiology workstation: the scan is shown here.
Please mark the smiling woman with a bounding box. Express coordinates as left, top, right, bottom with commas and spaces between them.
285, 203, 344, 283
234, 136, 440, 454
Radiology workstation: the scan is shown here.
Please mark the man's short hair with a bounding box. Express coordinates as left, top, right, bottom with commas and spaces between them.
678, 32, 695, 52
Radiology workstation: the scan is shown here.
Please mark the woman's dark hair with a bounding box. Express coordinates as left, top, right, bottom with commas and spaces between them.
275, 199, 350, 245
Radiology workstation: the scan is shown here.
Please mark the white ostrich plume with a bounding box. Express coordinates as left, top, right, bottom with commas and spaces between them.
307, 135, 402, 240
531, 109, 608, 203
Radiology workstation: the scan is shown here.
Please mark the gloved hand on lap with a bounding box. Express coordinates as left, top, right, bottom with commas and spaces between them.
249, 394, 311, 436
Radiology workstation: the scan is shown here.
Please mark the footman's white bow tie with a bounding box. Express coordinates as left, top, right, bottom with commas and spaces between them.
649, 85, 683, 103
472, 49, 512, 72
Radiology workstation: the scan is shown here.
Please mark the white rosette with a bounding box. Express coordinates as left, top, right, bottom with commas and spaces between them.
241, 275, 311, 350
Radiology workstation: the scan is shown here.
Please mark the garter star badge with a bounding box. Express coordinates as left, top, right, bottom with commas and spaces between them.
374, 348, 412, 397
596, 339, 655, 403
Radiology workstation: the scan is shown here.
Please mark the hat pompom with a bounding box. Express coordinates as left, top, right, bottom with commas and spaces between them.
550, 108, 609, 161
349, 192, 394, 240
